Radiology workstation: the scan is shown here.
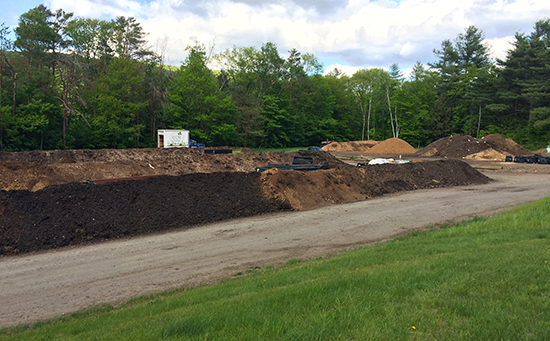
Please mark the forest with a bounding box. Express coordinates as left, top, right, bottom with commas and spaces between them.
0, 5, 549, 151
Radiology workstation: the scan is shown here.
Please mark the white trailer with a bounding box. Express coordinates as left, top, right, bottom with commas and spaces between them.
157, 130, 190, 148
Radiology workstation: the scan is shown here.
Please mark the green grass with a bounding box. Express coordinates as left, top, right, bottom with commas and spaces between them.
2, 198, 550, 340
252, 147, 308, 153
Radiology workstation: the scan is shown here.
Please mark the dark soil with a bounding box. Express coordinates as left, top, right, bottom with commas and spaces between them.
0, 172, 286, 256
416, 134, 531, 159
0, 160, 489, 256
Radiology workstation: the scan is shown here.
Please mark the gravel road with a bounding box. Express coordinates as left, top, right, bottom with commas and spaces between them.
1, 172, 549, 328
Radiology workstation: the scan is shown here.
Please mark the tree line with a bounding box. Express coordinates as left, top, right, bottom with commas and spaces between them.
0, 5, 549, 151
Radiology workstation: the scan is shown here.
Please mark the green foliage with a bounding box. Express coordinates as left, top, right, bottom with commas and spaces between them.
392, 62, 437, 146
166, 44, 239, 146
90, 57, 148, 148
1, 4, 549, 151
1, 99, 59, 150
260, 95, 292, 148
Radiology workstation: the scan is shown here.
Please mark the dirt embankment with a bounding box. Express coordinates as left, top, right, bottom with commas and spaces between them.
0, 149, 340, 192
261, 160, 488, 210
0, 160, 489, 256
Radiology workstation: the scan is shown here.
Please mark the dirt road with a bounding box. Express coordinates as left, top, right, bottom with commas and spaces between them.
1, 172, 549, 328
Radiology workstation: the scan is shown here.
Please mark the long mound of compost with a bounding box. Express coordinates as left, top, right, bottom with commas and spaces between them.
0, 160, 490, 256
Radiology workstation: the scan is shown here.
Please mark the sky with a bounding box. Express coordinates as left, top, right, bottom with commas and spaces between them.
1, 0, 549, 77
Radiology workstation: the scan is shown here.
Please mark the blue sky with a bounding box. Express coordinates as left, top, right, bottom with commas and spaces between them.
2, 0, 549, 77
1, 0, 43, 27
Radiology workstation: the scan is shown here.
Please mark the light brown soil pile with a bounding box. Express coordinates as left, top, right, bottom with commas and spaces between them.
416, 134, 531, 159
367, 138, 416, 154
321, 140, 379, 152
465, 149, 507, 161
260, 160, 489, 211
0, 148, 342, 191
533, 148, 550, 156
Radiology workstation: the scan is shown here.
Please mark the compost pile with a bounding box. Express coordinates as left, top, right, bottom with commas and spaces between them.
0, 148, 341, 191
0, 172, 286, 256
416, 134, 531, 160
0, 157, 489, 256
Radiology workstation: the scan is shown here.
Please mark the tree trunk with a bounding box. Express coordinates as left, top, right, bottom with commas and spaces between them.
0, 50, 2, 104
12, 72, 16, 116
63, 106, 67, 149
135, 111, 139, 147
386, 87, 396, 137
1, 52, 17, 116
367, 97, 372, 140
394, 105, 399, 138
361, 101, 366, 141
476, 103, 482, 139
26, 58, 31, 105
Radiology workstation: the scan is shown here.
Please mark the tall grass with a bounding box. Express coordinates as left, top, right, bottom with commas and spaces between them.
2, 198, 550, 340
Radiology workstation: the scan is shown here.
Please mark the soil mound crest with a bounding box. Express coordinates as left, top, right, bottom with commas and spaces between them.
367, 138, 416, 154
483, 134, 530, 156
321, 140, 379, 152
416, 134, 530, 159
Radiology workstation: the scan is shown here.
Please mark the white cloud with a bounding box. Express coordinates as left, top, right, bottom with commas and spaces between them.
323, 63, 414, 80
485, 36, 515, 61
323, 64, 366, 77
44, 0, 550, 69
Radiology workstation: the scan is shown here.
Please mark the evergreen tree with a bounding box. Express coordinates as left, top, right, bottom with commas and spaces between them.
497, 19, 550, 146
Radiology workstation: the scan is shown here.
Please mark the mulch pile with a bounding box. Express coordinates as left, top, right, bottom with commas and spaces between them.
416, 134, 531, 160
1, 159, 489, 256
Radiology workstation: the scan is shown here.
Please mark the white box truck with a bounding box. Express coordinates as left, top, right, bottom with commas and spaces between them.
157, 130, 190, 148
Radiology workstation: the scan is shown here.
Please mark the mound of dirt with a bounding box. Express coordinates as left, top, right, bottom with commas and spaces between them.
367, 138, 416, 155
1, 160, 489, 256
261, 160, 489, 210
321, 140, 379, 152
0, 172, 288, 256
416, 135, 531, 159
0, 149, 342, 191
533, 148, 550, 155
465, 149, 508, 161
483, 134, 530, 156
